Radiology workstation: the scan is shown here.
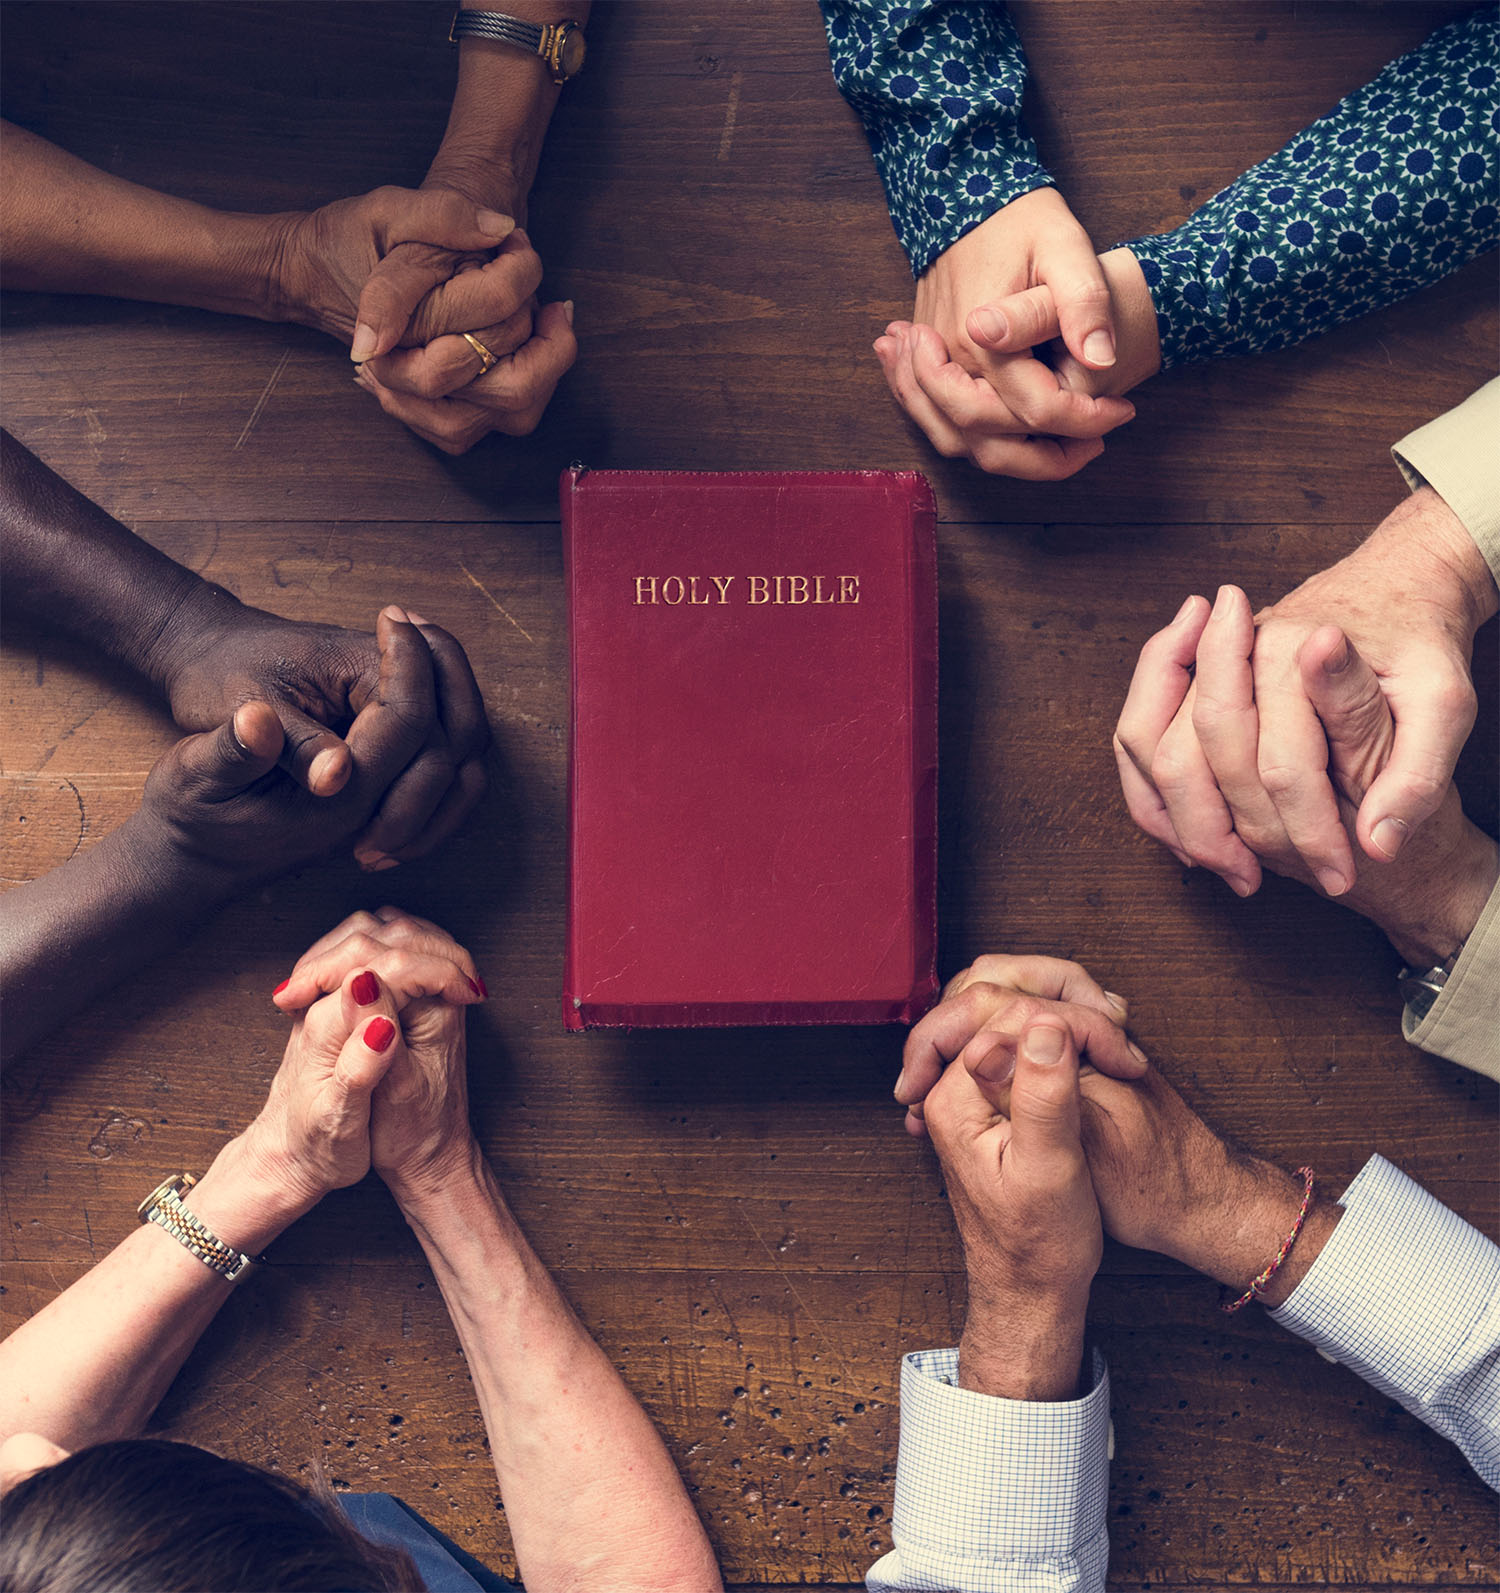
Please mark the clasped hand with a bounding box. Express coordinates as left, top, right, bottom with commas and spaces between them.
140, 603, 488, 879
274, 183, 576, 452
234, 911, 483, 1225
875, 190, 1151, 480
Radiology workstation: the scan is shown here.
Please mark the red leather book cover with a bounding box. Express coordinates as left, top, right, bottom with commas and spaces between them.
562, 469, 938, 1031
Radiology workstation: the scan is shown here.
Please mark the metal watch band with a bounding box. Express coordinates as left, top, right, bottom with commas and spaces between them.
448, 11, 585, 83
449, 10, 544, 52
1397, 939, 1465, 1022
138, 1174, 257, 1283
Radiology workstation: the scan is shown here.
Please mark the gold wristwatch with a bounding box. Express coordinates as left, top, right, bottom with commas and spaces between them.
138, 1173, 258, 1283
449, 10, 586, 84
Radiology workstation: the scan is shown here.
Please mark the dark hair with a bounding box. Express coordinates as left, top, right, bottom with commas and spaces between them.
0, 1439, 425, 1592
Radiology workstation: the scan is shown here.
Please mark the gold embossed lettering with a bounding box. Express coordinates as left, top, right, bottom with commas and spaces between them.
839, 575, 860, 604
813, 575, 835, 604
711, 575, 735, 604
687, 576, 712, 605
661, 576, 685, 605
786, 575, 810, 605
635, 576, 657, 605
748, 575, 770, 604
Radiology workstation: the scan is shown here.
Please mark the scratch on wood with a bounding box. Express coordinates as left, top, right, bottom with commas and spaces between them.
234, 350, 292, 451
458, 561, 535, 643
717, 69, 744, 161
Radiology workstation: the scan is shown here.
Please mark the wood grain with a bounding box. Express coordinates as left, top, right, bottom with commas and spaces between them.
3, 3, 1498, 1587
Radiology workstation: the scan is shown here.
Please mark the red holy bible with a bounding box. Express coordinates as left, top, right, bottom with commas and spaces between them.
562, 469, 938, 1030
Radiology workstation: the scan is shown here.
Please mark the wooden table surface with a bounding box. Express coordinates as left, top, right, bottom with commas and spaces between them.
3, 3, 1496, 1586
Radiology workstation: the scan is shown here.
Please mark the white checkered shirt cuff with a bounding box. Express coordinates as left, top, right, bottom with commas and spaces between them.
867, 1345, 1110, 1591
1270, 1154, 1500, 1490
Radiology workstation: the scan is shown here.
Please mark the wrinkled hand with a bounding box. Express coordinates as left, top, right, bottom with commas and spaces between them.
1117, 489, 1493, 894
235, 966, 406, 1216
355, 295, 576, 454
273, 185, 576, 451
158, 600, 488, 867
924, 1017, 1101, 1398
137, 610, 482, 881
897, 954, 1147, 1136
271, 907, 484, 1203
1115, 584, 1497, 963
873, 190, 1135, 480
1075, 1065, 1337, 1305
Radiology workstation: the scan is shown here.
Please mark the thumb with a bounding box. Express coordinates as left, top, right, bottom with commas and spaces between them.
1299, 626, 1394, 812
276, 704, 354, 798
1036, 238, 1116, 370
967, 285, 1062, 354
1301, 628, 1475, 864
352, 191, 515, 361
178, 702, 284, 800
1006, 1019, 1084, 1164
333, 1008, 403, 1099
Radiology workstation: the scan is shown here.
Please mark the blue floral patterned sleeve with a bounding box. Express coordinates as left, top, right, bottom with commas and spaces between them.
819, 0, 1053, 275
1127, 10, 1498, 368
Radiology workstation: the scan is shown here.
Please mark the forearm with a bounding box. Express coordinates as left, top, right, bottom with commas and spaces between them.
0, 123, 293, 319
424, 0, 591, 217
1123, 10, 1499, 369
0, 816, 237, 1068
395, 1151, 721, 1593
958, 1285, 1088, 1401
0, 1136, 304, 1449
818, 0, 1051, 275
1, 429, 239, 689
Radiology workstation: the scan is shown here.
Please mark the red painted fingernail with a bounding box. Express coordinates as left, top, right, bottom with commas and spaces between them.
272, 978, 289, 997
364, 1017, 396, 1053
466, 977, 484, 999
352, 970, 380, 1006
475, 974, 489, 999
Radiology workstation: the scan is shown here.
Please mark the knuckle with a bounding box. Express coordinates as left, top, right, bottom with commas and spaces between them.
1255, 758, 1304, 800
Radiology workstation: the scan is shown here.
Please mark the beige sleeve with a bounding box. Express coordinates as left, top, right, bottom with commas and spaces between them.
1391, 377, 1500, 589
1391, 379, 1500, 1078
1403, 882, 1500, 1081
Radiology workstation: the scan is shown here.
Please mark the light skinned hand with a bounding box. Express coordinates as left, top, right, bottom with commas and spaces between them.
873, 190, 1135, 480
270, 907, 484, 1202
897, 954, 1147, 1136
925, 1017, 1101, 1398
1116, 585, 1497, 962
236, 966, 406, 1215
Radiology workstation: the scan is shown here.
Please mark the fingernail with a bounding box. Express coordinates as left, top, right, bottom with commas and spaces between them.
365, 856, 401, 873
1372, 816, 1408, 860
1212, 584, 1235, 615
1104, 990, 1128, 1014
404, 610, 431, 626
1316, 866, 1350, 897
272, 978, 289, 997
1229, 875, 1256, 898
563, 299, 575, 326
307, 747, 343, 794
350, 322, 378, 362
970, 306, 1005, 343
466, 975, 489, 1000
477, 208, 512, 237
1083, 329, 1116, 367
352, 970, 380, 1007
1174, 595, 1196, 623
381, 603, 410, 624
1127, 1041, 1148, 1065
1323, 636, 1351, 675
893, 1067, 908, 1099
364, 1017, 396, 1053
1023, 1024, 1065, 1064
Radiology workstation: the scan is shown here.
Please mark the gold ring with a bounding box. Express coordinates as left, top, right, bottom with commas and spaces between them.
461, 331, 498, 374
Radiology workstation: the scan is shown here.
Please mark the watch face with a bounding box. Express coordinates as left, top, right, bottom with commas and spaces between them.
559, 27, 586, 77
